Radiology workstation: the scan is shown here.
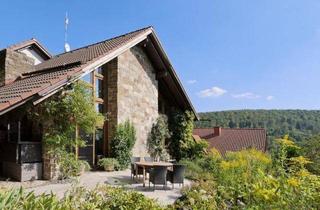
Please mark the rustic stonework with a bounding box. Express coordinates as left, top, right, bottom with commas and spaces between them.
117, 46, 158, 157
0, 49, 35, 86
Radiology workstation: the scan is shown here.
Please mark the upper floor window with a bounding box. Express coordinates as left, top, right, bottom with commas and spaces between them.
81, 72, 92, 84
95, 78, 104, 99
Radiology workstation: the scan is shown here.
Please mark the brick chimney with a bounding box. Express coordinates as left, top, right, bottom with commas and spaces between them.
0, 49, 35, 86
214, 126, 222, 136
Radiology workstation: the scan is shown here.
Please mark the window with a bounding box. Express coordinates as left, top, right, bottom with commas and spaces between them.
96, 67, 103, 75
95, 78, 104, 99
95, 103, 104, 114
95, 129, 104, 156
81, 72, 92, 84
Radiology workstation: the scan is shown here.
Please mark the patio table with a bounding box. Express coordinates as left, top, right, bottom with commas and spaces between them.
135, 161, 173, 187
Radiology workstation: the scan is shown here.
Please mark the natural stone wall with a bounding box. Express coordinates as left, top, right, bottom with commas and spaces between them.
0, 49, 35, 86
105, 58, 118, 153
117, 46, 158, 157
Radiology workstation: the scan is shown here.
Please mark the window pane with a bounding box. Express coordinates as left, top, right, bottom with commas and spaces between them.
81, 73, 91, 84
96, 67, 103, 75
95, 78, 103, 99
95, 103, 104, 113
95, 129, 104, 156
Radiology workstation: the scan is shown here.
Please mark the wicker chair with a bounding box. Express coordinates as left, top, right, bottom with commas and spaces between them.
149, 166, 168, 190
166, 164, 186, 189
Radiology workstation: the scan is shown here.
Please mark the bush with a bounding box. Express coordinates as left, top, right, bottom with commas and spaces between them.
58, 150, 90, 179
98, 158, 119, 171
110, 120, 136, 170
168, 111, 195, 161
172, 180, 221, 209
147, 115, 171, 161
180, 137, 320, 209
0, 186, 163, 210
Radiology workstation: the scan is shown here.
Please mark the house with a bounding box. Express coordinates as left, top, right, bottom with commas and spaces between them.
193, 127, 267, 156
0, 26, 197, 181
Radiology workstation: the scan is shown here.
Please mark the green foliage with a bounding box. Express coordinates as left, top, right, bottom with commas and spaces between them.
110, 120, 136, 170
147, 115, 171, 161
58, 150, 90, 179
172, 180, 221, 210
301, 135, 320, 174
0, 186, 163, 210
169, 110, 198, 160
195, 110, 320, 144
39, 81, 104, 152
177, 137, 320, 209
98, 158, 119, 171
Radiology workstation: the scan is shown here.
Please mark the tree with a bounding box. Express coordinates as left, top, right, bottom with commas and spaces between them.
301, 135, 320, 174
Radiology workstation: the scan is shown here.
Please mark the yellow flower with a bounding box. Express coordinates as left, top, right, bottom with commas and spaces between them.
287, 177, 300, 187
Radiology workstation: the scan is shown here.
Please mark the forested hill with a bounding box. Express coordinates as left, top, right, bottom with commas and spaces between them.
194, 110, 320, 142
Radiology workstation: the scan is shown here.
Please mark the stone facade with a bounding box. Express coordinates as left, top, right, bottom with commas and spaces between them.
106, 46, 159, 157
118, 46, 158, 156
0, 49, 35, 86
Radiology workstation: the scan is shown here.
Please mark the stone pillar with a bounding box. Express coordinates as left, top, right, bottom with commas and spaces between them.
42, 146, 60, 180
105, 58, 118, 155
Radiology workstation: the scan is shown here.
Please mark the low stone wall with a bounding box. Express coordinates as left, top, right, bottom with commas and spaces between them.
2, 161, 42, 182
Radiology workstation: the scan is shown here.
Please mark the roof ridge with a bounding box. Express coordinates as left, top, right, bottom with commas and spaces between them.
51, 26, 153, 58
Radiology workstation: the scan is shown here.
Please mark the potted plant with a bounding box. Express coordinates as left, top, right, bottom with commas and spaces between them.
98, 158, 119, 172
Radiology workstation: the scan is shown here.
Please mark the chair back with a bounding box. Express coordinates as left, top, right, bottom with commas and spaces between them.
131, 157, 140, 163
144, 156, 153, 162
172, 164, 186, 183
150, 166, 167, 185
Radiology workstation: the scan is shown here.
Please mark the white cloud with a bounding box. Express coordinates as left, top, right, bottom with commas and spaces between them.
198, 86, 227, 98
187, 80, 197, 84
266, 95, 274, 101
232, 92, 260, 99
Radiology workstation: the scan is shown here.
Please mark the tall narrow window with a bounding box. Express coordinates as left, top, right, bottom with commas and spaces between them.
95, 78, 103, 99
81, 72, 92, 84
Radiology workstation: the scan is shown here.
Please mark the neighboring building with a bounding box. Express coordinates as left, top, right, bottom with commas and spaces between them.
193, 127, 267, 156
0, 26, 197, 181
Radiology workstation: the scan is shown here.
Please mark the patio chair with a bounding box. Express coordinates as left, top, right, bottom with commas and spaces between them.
143, 156, 153, 175
131, 157, 143, 179
166, 164, 185, 189
144, 156, 153, 162
149, 166, 168, 190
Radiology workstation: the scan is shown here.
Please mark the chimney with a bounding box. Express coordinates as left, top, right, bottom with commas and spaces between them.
214, 126, 222, 136
0, 49, 35, 86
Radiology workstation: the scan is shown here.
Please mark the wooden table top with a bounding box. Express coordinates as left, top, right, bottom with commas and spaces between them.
134, 161, 173, 167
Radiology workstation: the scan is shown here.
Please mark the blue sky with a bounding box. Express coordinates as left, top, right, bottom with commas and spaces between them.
0, 0, 320, 112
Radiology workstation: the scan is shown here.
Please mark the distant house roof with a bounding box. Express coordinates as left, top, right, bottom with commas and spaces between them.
193, 127, 267, 155
0, 26, 197, 118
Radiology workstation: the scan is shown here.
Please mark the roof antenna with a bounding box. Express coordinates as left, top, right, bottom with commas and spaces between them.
64, 12, 71, 52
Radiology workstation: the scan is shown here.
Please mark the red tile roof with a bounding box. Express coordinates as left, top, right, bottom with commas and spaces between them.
193, 127, 267, 155
0, 27, 152, 114
35, 27, 151, 71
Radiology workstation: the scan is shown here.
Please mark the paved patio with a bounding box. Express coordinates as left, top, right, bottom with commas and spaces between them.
1, 170, 191, 206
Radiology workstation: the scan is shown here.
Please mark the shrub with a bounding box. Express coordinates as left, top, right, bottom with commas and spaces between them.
181, 137, 320, 209
58, 151, 90, 179
0, 186, 164, 210
147, 115, 171, 161
168, 111, 199, 160
98, 158, 119, 171
110, 120, 136, 170
173, 180, 222, 209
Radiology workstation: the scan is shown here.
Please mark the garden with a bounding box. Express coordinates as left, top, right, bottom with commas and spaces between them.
1, 82, 319, 209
